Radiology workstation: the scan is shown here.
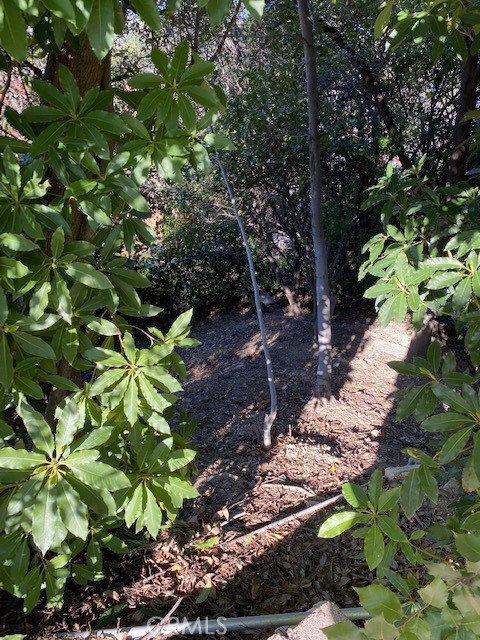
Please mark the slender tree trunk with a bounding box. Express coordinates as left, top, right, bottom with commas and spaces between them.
447, 52, 480, 183
217, 153, 278, 450
297, 0, 332, 400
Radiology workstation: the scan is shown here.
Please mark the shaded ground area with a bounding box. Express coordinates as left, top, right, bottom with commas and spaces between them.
18, 302, 439, 638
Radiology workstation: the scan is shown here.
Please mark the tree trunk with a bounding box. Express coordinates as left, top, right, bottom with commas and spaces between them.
447, 51, 480, 183
297, 0, 332, 400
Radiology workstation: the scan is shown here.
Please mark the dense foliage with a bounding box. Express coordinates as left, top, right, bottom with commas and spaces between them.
320, 1, 480, 637
0, 0, 260, 612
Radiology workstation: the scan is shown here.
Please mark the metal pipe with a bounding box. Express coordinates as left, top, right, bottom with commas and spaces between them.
56, 607, 368, 638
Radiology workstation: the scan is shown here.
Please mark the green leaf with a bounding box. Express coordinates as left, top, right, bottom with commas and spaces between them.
64, 263, 113, 289
318, 511, 370, 538
355, 584, 403, 623
342, 483, 368, 508
397, 384, 428, 420
400, 468, 424, 519
422, 412, 470, 433
324, 621, 367, 640
462, 512, 480, 531
204, 133, 236, 150
374, 2, 393, 39
143, 486, 163, 537
0, 333, 13, 388
377, 514, 408, 543
242, 0, 264, 20
0, 447, 46, 469
124, 377, 138, 426
129, 0, 161, 30
29, 121, 67, 155
165, 448, 196, 472
12, 331, 56, 360
438, 426, 473, 464
419, 464, 438, 504
431, 383, 472, 413
32, 480, 63, 554
56, 479, 89, 540
0, 0, 27, 61
86, 0, 115, 60
368, 468, 383, 507
364, 524, 385, 570
205, 0, 230, 25
0, 233, 38, 252
66, 459, 131, 491
455, 533, 480, 562
418, 576, 448, 609
124, 483, 144, 527
55, 395, 86, 451
17, 400, 54, 456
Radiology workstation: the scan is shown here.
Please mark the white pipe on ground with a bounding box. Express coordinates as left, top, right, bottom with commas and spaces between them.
56, 607, 368, 638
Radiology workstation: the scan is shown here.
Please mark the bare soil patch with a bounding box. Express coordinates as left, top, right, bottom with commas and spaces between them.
16, 302, 440, 639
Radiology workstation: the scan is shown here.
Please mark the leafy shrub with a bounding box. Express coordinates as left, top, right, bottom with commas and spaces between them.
136, 182, 273, 315
0, 3, 259, 610
319, 133, 480, 640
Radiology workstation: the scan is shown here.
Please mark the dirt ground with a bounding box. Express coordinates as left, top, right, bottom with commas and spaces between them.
11, 301, 441, 639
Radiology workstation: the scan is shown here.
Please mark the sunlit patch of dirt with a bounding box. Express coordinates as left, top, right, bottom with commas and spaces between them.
25, 301, 449, 640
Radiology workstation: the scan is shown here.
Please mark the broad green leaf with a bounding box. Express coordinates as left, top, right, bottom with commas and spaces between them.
66, 459, 130, 491
462, 513, 480, 531
124, 377, 138, 426
318, 511, 370, 538
42, 0, 76, 23
378, 515, 408, 543
355, 584, 403, 623
422, 412, 470, 433
374, 2, 393, 39
12, 331, 56, 360
342, 483, 368, 508
368, 468, 383, 507
165, 448, 196, 472
419, 464, 438, 504
0, 286, 7, 326
0, 447, 46, 469
29, 121, 67, 155
124, 483, 145, 527
431, 383, 472, 414
0, 333, 13, 388
438, 426, 472, 464
204, 133, 236, 150
364, 524, 385, 570
129, 0, 161, 29
17, 401, 54, 456
85, 0, 115, 60
0, 257, 30, 278
324, 621, 368, 640
143, 486, 163, 537
0, 0, 27, 61
90, 368, 125, 395
56, 479, 89, 539
64, 263, 113, 289
455, 533, 480, 562
242, 0, 264, 21
32, 480, 64, 554
400, 468, 424, 519
84, 347, 127, 367
55, 395, 86, 451
0, 233, 38, 252
397, 384, 428, 420
205, 0, 230, 25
